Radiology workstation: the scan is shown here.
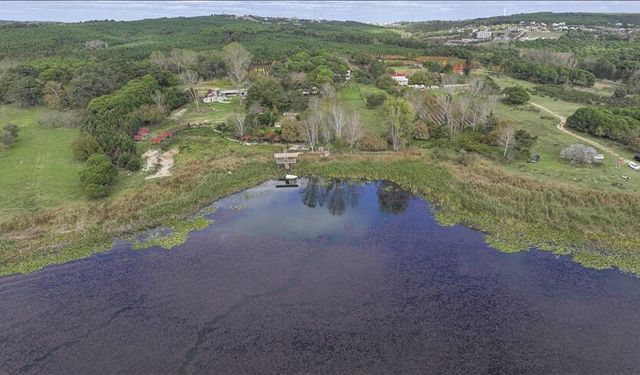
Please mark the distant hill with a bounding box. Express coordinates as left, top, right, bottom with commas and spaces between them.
0, 15, 423, 62
404, 12, 640, 31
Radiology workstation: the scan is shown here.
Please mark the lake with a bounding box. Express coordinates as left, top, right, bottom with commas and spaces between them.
1, 179, 640, 373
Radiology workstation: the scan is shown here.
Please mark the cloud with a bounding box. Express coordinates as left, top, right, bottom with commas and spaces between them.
2, 1, 639, 23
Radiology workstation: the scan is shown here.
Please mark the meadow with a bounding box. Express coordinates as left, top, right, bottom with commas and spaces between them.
0, 106, 84, 214
490, 75, 640, 193
339, 83, 386, 133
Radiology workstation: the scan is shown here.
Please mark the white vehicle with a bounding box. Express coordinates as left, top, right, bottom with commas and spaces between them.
594, 154, 604, 161
629, 162, 640, 171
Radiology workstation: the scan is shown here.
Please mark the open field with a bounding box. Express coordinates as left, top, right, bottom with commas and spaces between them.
339, 83, 386, 133
0, 106, 84, 214
493, 102, 640, 193
489, 75, 640, 191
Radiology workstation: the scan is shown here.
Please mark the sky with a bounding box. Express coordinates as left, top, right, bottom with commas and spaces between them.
2, 1, 639, 23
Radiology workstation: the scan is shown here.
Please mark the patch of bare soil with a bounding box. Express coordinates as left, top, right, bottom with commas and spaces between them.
169, 108, 187, 120
142, 148, 179, 179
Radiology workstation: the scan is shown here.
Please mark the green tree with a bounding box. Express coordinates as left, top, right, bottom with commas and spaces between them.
246, 77, 286, 110
72, 134, 102, 161
79, 153, 118, 199
384, 97, 414, 151
6, 76, 42, 108
366, 92, 386, 107
502, 86, 530, 105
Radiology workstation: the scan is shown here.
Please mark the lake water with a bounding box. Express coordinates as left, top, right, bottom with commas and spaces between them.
2, 179, 640, 374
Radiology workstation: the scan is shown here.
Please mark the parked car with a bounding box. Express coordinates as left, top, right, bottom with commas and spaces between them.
528, 154, 540, 163
629, 162, 640, 171
594, 154, 604, 161
634, 154, 640, 162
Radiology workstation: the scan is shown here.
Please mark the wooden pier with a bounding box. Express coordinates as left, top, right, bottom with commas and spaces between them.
274, 152, 299, 170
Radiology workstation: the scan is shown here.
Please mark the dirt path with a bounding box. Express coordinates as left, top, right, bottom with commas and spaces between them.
529, 102, 632, 164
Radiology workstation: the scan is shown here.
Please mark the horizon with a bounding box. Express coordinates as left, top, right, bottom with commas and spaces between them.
2, 1, 640, 23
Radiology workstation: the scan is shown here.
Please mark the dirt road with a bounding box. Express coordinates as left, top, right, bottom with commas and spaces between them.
529, 102, 632, 164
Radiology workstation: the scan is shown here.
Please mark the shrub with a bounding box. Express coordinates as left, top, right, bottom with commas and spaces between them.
456, 149, 478, 166
614, 87, 627, 99
502, 86, 530, 105
560, 144, 599, 165
72, 134, 102, 161
0, 124, 19, 149
366, 92, 386, 108
37, 110, 86, 129
280, 118, 304, 142
412, 122, 430, 140
359, 132, 387, 151
431, 146, 451, 161
79, 153, 118, 198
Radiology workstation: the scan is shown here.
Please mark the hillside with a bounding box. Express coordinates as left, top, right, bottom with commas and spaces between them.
0, 15, 423, 62
403, 12, 640, 31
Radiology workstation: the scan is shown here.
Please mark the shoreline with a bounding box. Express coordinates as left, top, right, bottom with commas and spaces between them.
2, 152, 640, 277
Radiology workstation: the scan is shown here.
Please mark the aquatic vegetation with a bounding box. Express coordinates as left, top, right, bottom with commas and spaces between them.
0, 228, 112, 276
133, 217, 212, 250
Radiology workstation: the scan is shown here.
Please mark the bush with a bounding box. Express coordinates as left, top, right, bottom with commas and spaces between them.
431, 146, 451, 161
359, 132, 387, 151
79, 153, 118, 199
614, 87, 627, 99
560, 144, 599, 165
37, 110, 86, 129
72, 134, 102, 161
456, 149, 478, 166
412, 122, 430, 140
280, 118, 304, 142
366, 92, 386, 108
0, 124, 19, 149
503, 86, 530, 105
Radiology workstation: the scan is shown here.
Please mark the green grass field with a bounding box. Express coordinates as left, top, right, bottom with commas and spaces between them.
0, 106, 84, 214
493, 103, 640, 193
489, 75, 640, 192
339, 83, 386, 133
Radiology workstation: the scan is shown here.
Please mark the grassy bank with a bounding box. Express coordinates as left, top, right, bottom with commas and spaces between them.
0, 128, 280, 275
2, 109, 640, 277
2, 140, 640, 275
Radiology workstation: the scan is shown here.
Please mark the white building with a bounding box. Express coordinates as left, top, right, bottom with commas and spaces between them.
476, 30, 493, 39
391, 73, 408, 86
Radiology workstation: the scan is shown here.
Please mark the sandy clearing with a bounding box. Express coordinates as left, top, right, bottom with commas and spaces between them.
142, 148, 179, 179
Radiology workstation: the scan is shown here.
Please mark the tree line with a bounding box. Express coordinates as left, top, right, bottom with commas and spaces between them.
566, 107, 640, 150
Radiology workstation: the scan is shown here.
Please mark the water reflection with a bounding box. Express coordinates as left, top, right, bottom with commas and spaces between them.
300, 177, 360, 215
301, 178, 412, 216
377, 181, 412, 214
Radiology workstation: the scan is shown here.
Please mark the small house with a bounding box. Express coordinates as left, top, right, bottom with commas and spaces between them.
391, 72, 408, 86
